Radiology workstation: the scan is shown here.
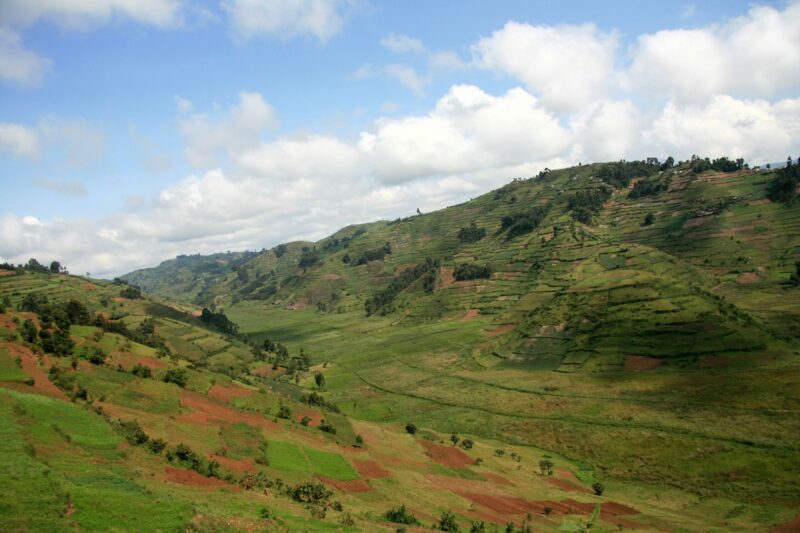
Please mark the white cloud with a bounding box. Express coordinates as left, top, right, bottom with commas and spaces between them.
627, 2, 800, 102
0, 122, 40, 157
33, 177, 87, 196
429, 51, 465, 70
381, 33, 425, 54
643, 95, 800, 163
222, 0, 348, 41
179, 91, 278, 168
175, 95, 193, 114
0, 29, 50, 86
360, 84, 569, 184
473, 21, 619, 111
384, 64, 428, 95
568, 100, 641, 162
0, 0, 184, 30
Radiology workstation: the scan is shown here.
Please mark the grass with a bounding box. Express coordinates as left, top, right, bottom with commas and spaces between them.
267, 439, 358, 480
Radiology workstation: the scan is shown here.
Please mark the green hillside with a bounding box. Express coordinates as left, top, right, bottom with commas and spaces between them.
2, 158, 799, 531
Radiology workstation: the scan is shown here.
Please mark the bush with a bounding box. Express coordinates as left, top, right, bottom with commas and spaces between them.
461, 439, 474, 450
538, 458, 554, 476
438, 510, 459, 532
453, 263, 492, 281
643, 213, 655, 226
287, 481, 332, 504
117, 419, 149, 446
319, 419, 337, 434
405, 423, 417, 435
120, 285, 142, 299
147, 438, 167, 454
162, 368, 188, 388
458, 223, 486, 243
131, 364, 152, 378
365, 258, 439, 316
277, 403, 292, 419
79, 346, 107, 365
385, 504, 420, 525
300, 415, 311, 426
592, 482, 604, 496
501, 205, 550, 239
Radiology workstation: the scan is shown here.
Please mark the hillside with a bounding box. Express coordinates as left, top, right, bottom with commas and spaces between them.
2, 158, 799, 531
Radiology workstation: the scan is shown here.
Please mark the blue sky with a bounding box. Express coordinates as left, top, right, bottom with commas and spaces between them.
0, 0, 798, 276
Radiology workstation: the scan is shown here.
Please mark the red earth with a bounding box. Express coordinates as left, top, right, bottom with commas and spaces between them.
208, 383, 253, 402
210, 454, 256, 473
316, 475, 371, 493
164, 466, 239, 490
624, 355, 662, 371
353, 459, 390, 478
178, 390, 278, 431
420, 440, 474, 468
3, 342, 67, 399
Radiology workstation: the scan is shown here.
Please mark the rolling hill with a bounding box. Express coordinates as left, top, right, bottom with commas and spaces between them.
1, 158, 798, 531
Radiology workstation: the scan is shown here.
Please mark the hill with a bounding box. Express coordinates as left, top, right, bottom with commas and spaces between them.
2, 157, 799, 531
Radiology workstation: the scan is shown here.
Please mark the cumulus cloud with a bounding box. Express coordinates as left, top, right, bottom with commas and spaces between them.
179, 91, 278, 168
626, 2, 800, 102
384, 64, 428, 94
223, 0, 349, 41
0, 29, 50, 86
0, 122, 40, 157
473, 21, 619, 111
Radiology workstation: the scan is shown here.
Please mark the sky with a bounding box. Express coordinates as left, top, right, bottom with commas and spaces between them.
1, 0, 799, 277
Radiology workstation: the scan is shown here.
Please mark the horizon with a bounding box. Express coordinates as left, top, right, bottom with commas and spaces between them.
1, 0, 799, 276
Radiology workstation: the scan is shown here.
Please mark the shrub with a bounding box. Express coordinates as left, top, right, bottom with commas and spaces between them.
277, 403, 292, 419
354, 435, 364, 448
438, 510, 459, 532
453, 263, 492, 281
131, 364, 152, 378
287, 481, 332, 504
319, 419, 337, 434
120, 285, 142, 299
405, 423, 417, 435
592, 482, 604, 496
461, 439, 474, 450
300, 415, 311, 426
643, 213, 655, 226
117, 419, 149, 446
79, 346, 107, 365
501, 206, 550, 239
539, 458, 554, 476
458, 223, 486, 243
147, 438, 167, 454
385, 504, 420, 525
162, 368, 188, 388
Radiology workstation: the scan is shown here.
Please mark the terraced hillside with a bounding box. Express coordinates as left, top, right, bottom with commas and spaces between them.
0, 271, 742, 532
123, 159, 800, 529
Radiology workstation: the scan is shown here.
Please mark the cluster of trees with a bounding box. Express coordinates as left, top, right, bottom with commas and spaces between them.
0, 258, 67, 274
17, 297, 93, 356
567, 186, 612, 224
120, 285, 142, 299
596, 159, 660, 188
365, 258, 439, 316
199, 308, 239, 335
321, 228, 365, 252
628, 176, 671, 199
298, 247, 321, 269
253, 337, 312, 375
768, 157, 800, 203
500, 205, 550, 239
457, 223, 486, 243
453, 263, 492, 281
690, 155, 745, 174
93, 315, 168, 351
347, 242, 392, 265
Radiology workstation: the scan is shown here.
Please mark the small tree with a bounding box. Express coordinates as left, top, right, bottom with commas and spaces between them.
643, 212, 654, 226
277, 403, 292, 419
162, 368, 188, 388
592, 482, 604, 496
314, 372, 326, 389
405, 423, 417, 435
385, 504, 420, 525
354, 435, 364, 448
450, 434, 460, 446
438, 510, 459, 532
49, 261, 61, 273
461, 439, 474, 450
538, 458, 554, 476
19, 319, 37, 343
470, 521, 486, 533
300, 415, 311, 426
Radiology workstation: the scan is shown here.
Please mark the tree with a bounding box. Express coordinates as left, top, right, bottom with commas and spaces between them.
450, 434, 460, 446
438, 510, 459, 532
592, 482, 604, 496
19, 319, 37, 343
277, 403, 292, 419
318, 419, 337, 434
314, 372, 326, 389
643, 213, 655, 226
385, 504, 420, 525
405, 423, 417, 435
470, 522, 486, 533
790, 260, 800, 286
461, 439, 474, 450
162, 368, 188, 388
49, 261, 62, 273
354, 435, 364, 448
300, 415, 311, 426
120, 285, 143, 299
539, 458, 554, 476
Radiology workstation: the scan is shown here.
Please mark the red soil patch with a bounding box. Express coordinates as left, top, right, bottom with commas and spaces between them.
322, 273, 343, 280
353, 459, 390, 478
288, 297, 309, 310
295, 408, 323, 427
208, 383, 253, 402
544, 476, 591, 493
682, 216, 713, 229
164, 466, 239, 490
81, 282, 97, 290
461, 309, 480, 321
772, 514, 800, 533
699, 355, 730, 368
211, 454, 256, 473
316, 475, 371, 493
706, 267, 731, 275
736, 272, 761, 284
3, 342, 67, 399
179, 390, 278, 431
481, 473, 514, 486
749, 198, 772, 206
601, 502, 638, 516
487, 324, 514, 337
457, 493, 594, 516
0, 314, 17, 331
421, 440, 473, 468
624, 355, 662, 371
250, 365, 286, 378
0, 269, 16, 276
17, 313, 40, 329
439, 267, 455, 288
